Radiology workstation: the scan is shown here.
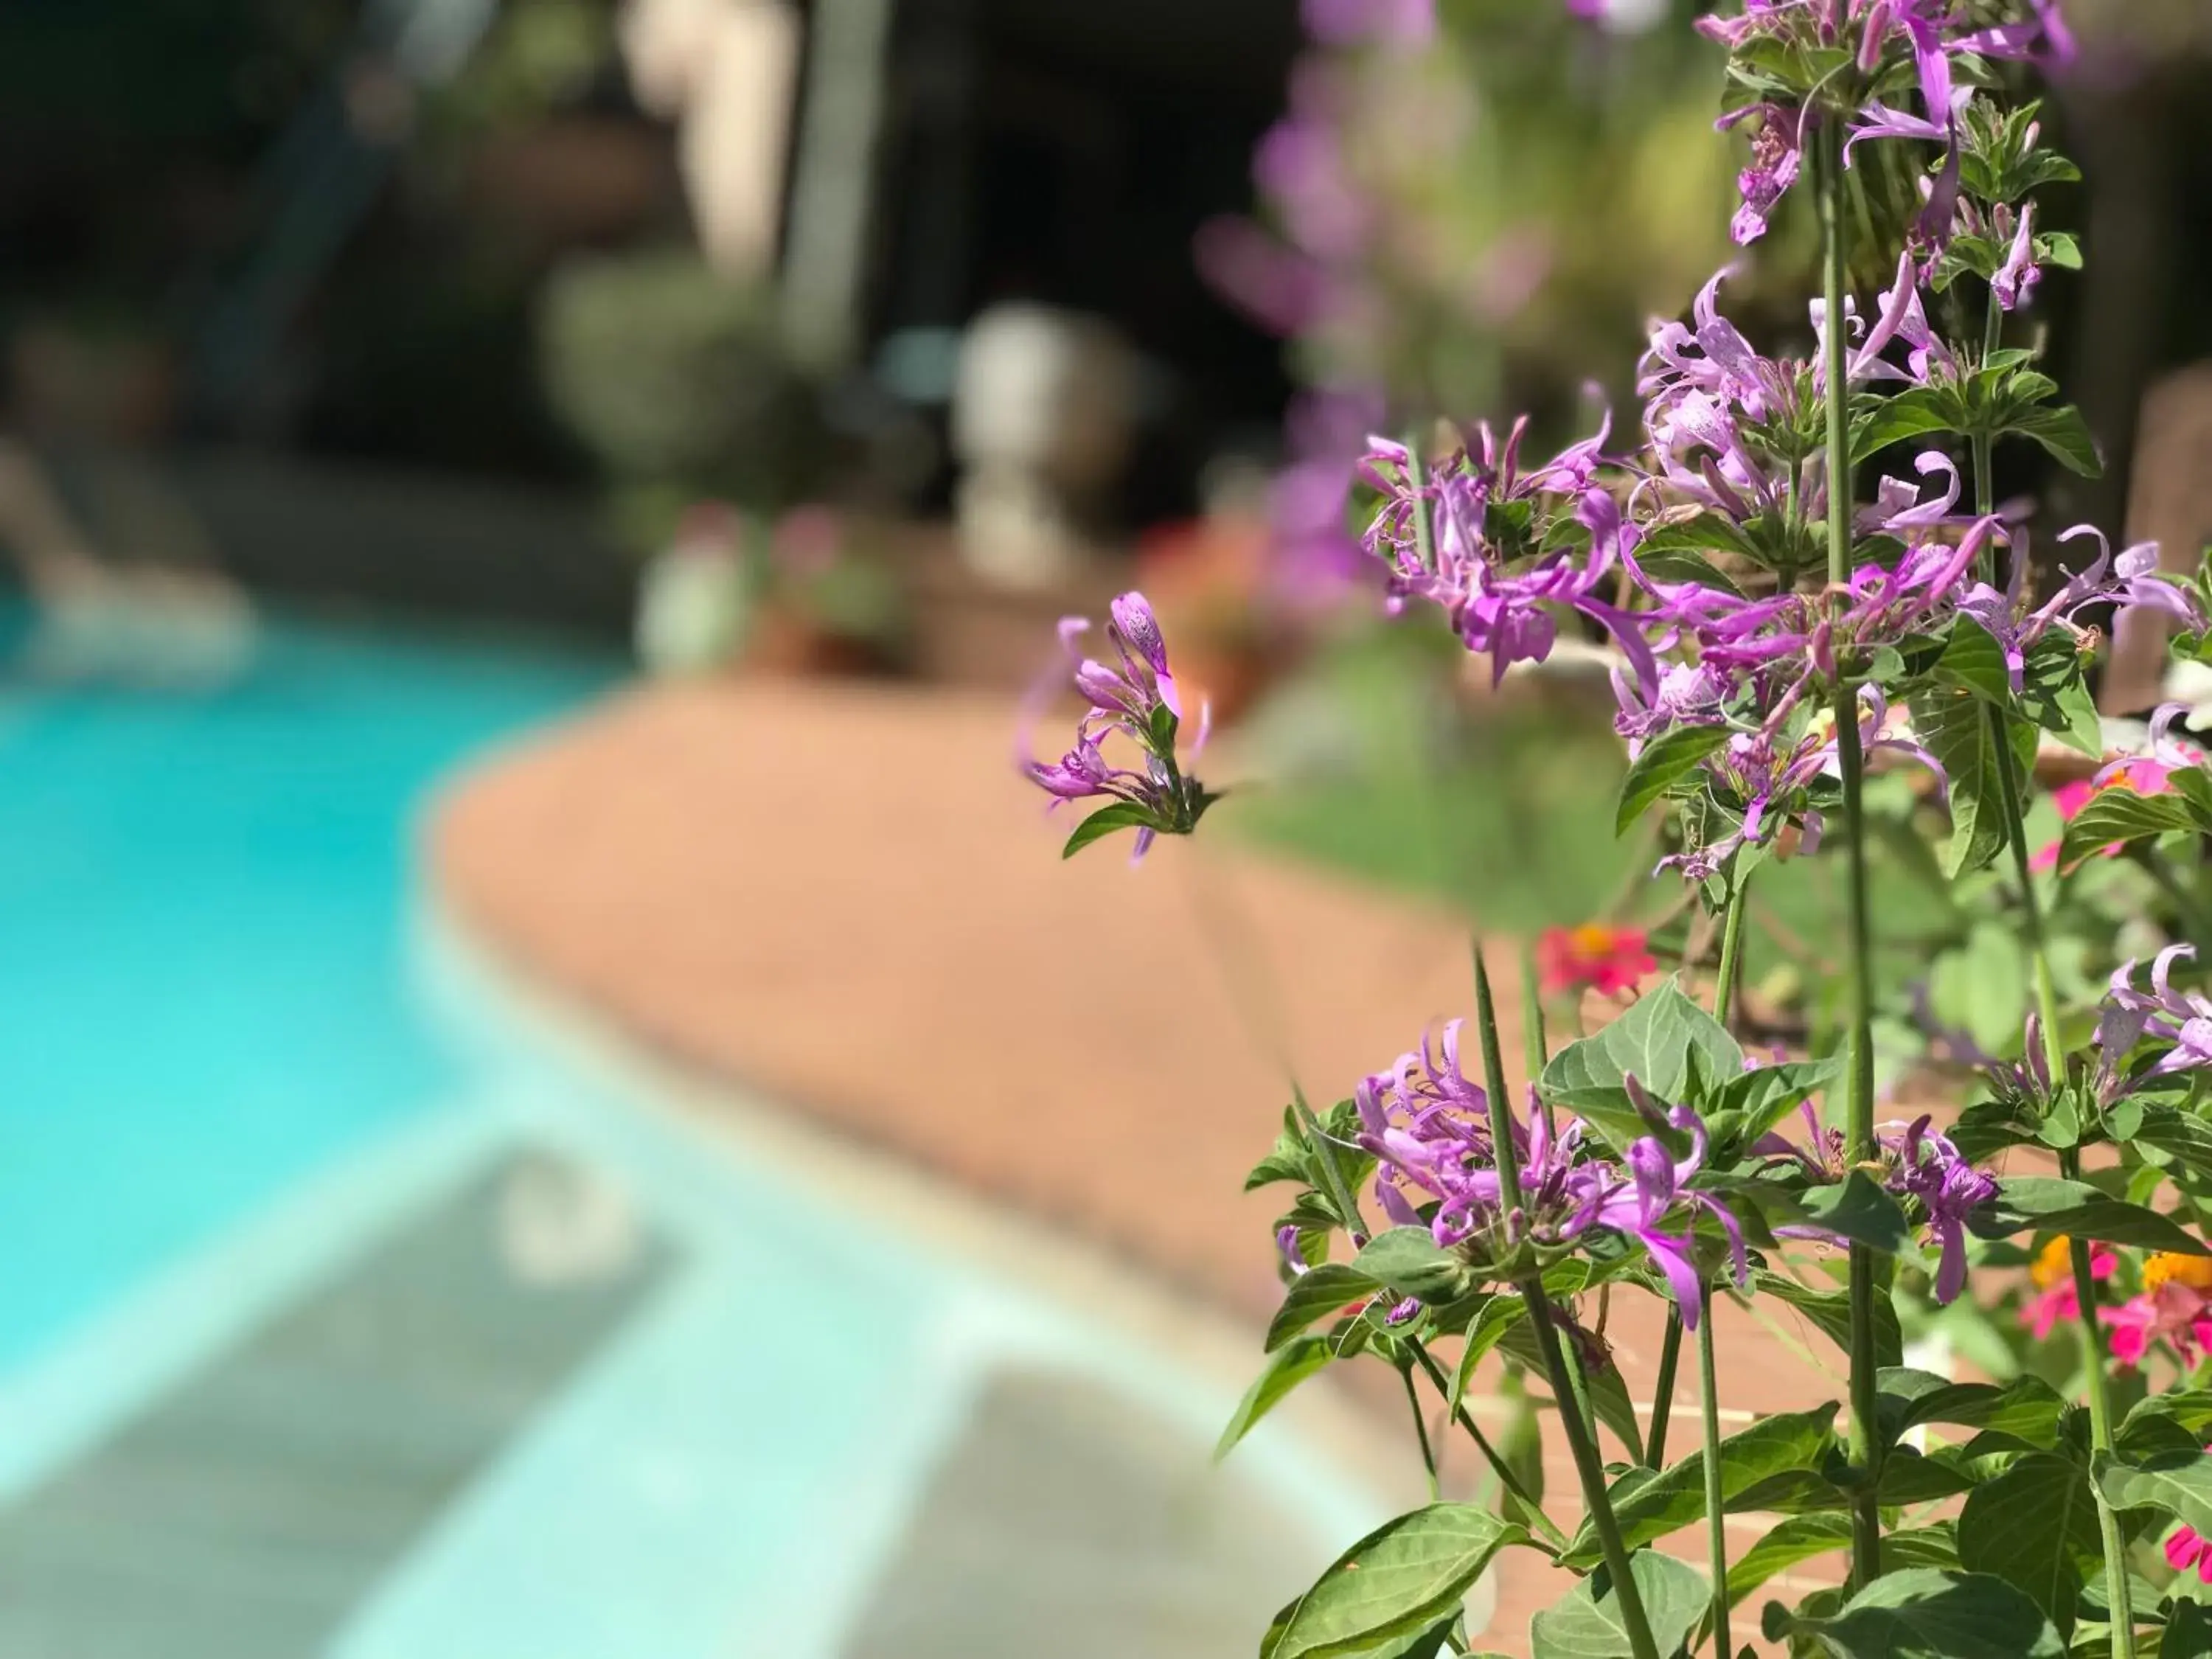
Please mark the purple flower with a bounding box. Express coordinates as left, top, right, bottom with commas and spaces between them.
1591, 1105, 1750, 1326
1017, 596, 1212, 860
1350, 1034, 1747, 1321
1355, 422, 1659, 695
1879, 1115, 1998, 1304
1303, 0, 1433, 48
2101, 945, 2212, 1083
1992, 200, 2042, 312
1955, 0, 2076, 72
1655, 684, 1947, 883
1717, 102, 1806, 246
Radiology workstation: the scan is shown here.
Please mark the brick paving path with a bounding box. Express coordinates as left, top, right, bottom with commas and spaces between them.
430, 678, 1860, 1653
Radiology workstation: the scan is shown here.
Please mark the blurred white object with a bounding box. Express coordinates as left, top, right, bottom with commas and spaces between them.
619, 0, 801, 280
952, 304, 1136, 588
2166, 659, 2212, 731
636, 505, 751, 675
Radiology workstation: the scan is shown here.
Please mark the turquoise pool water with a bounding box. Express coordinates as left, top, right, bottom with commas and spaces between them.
0, 615, 616, 1370
0, 610, 1388, 1658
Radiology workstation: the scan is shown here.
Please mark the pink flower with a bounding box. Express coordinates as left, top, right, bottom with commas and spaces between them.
1537, 925, 1656, 998
2019, 1237, 2115, 1340
2168, 1525, 2212, 1585
2099, 1278, 2212, 1370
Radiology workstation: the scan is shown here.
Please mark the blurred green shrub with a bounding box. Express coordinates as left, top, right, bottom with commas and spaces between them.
538, 249, 826, 533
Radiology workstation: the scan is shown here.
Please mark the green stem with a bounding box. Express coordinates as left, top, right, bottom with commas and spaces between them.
1700, 1288, 1730, 1659
1524, 1283, 1664, 1659
1973, 319, 2133, 1644
1408, 1343, 1571, 1548
1819, 122, 1885, 1593
1521, 939, 1559, 1147
1407, 427, 1436, 576
1974, 290, 2002, 585
1992, 748, 2136, 1656
1471, 939, 1526, 1215
1658, 869, 1746, 1488
1520, 938, 1552, 1071
2063, 1150, 2139, 1659
1646, 1312, 1685, 1470
1403, 1363, 1444, 1502
1715, 865, 1752, 1032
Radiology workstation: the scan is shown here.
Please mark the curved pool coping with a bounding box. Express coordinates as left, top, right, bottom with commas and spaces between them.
406, 894, 1493, 1649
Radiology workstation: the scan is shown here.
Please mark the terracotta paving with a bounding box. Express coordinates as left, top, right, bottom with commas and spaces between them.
428, 679, 1863, 1654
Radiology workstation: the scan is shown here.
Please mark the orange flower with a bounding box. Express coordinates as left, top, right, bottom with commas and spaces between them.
2030, 1235, 2075, 1290
1537, 924, 1656, 998
2142, 1252, 2212, 1295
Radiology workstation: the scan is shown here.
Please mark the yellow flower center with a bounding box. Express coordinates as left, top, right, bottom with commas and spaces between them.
1570, 924, 1618, 956
2031, 1236, 2075, 1291
2143, 1252, 2212, 1295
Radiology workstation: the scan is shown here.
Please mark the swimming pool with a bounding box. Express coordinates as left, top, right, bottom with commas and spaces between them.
0, 611, 1401, 1658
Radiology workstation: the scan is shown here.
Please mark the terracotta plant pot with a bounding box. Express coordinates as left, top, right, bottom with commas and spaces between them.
742, 608, 898, 680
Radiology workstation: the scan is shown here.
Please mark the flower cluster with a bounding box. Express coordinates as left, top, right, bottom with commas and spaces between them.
1877, 1115, 2000, 1304
1357, 419, 1658, 691
1018, 593, 1214, 860
1704, 0, 2075, 250
1353, 1024, 1747, 1324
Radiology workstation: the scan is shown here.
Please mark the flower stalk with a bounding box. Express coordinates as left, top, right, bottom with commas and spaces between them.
1699, 1284, 1728, 1659
1819, 117, 1884, 1593
1526, 1284, 1665, 1659
1471, 940, 1662, 1659
1993, 683, 2138, 1659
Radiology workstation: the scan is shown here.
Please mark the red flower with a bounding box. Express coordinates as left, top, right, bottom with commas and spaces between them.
1537, 925, 1656, 998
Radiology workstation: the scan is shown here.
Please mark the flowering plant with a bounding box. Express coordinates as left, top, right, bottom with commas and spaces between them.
1023, 3, 2212, 1655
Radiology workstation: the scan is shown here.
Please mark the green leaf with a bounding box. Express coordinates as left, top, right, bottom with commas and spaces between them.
1446, 1296, 1527, 1422
1354, 1228, 1477, 1304
1795, 1171, 1915, 1255
1877, 1447, 1983, 1505
1061, 801, 1155, 859
1938, 619, 2017, 705
1529, 1550, 1708, 1659
1761, 1568, 2065, 1658
1248, 1107, 1315, 1191
1616, 725, 1734, 836
2116, 1390, 2212, 1459
2166, 1599, 2212, 1659
1560, 1402, 1840, 1568
1956, 1455, 2101, 1633
2056, 788, 2199, 871
1707, 1058, 1841, 1152
1854, 387, 1960, 462
1267, 1265, 1379, 1352
1217, 1337, 1336, 1460
1759, 1270, 1905, 1368
2004, 405, 2103, 479
2094, 1448, 2212, 1535
1910, 689, 2036, 880
1877, 1369, 2066, 1451
1969, 1177, 2211, 1256
1726, 1514, 1852, 1608
1540, 979, 1745, 1111
1630, 544, 1746, 597
1261, 1504, 1530, 1659
2046, 675, 2104, 761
